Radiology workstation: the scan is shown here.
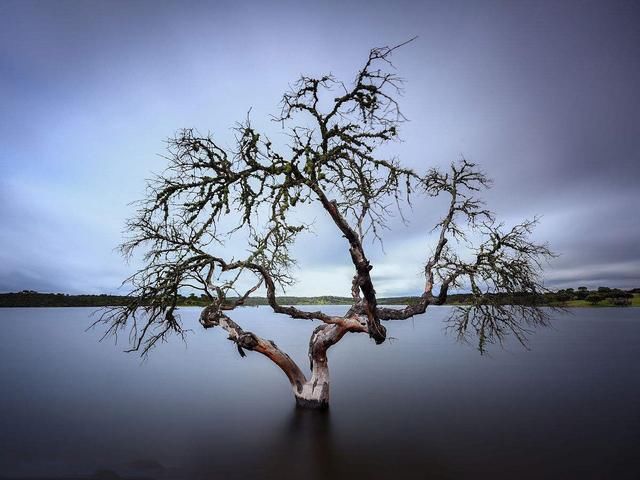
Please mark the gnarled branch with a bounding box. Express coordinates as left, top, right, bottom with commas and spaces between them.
101, 41, 554, 404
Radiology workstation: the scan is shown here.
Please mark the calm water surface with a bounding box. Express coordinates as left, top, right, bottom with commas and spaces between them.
0, 306, 638, 479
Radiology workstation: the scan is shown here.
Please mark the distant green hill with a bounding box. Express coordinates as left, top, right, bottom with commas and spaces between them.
1, 289, 638, 308
0, 291, 426, 308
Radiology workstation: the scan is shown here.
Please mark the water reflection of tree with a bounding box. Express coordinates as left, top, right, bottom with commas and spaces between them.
259, 408, 456, 480
257, 408, 333, 480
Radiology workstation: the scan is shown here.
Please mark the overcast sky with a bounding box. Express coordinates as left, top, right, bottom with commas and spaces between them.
1, 0, 639, 296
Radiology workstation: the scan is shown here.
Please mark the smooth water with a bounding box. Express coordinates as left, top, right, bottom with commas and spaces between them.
0, 306, 638, 479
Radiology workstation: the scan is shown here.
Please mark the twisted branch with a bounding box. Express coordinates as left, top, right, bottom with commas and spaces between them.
100, 39, 553, 364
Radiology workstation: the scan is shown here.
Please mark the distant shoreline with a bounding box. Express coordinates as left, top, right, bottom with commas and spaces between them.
1, 290, 638, 308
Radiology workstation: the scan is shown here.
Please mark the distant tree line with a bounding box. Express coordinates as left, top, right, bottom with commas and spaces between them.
0, 291, 135, 308
0, 288, 637, 308
551, 286, 635, 306
0, 291, 422, 308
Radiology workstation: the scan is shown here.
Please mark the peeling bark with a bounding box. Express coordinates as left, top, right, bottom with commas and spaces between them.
295, 318, 366, 408
200, 306, 307, 394
201, 304, 368, 408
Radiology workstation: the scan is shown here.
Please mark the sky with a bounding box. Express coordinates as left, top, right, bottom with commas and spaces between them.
1, 0, 639, 296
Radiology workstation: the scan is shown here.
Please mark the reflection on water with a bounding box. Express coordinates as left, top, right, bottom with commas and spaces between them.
0, 306, 639, 479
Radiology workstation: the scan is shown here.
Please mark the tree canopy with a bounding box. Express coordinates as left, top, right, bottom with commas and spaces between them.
97, 41, 554, 395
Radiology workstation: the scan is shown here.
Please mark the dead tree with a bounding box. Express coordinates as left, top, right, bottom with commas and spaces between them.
97, 41, 553, 408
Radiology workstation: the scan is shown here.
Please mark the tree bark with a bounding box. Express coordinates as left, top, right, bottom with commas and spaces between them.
201, 306, 367, 409
307, 186, 387, 344
294, 318, 366, 408
200, 306, 307, 395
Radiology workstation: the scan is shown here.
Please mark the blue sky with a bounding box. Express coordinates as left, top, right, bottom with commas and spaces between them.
1, 0, 639, 295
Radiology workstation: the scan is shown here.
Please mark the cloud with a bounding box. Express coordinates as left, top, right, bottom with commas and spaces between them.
1, 0, 639, 294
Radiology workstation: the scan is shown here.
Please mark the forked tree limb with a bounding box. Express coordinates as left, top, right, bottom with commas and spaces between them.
99, 41, 554, 408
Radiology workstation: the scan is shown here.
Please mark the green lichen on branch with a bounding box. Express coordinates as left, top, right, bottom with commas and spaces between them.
96, 39, 555, 360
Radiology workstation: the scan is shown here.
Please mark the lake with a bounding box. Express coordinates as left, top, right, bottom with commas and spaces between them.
0, 306, 638, 479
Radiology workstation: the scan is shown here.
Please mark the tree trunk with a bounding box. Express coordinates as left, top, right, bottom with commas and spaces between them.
294, 370, 330, 409
294, 323, 352, 409
200, 306, 367, 409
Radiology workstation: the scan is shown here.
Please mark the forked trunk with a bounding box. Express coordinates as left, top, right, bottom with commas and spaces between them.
293, 323, 351, 409
200, 306, 363, 409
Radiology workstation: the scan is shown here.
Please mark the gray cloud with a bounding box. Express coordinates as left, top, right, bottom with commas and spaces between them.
1, 0, 639, 295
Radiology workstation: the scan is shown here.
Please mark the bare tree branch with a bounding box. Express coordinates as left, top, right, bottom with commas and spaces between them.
100, 40, 554, 407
